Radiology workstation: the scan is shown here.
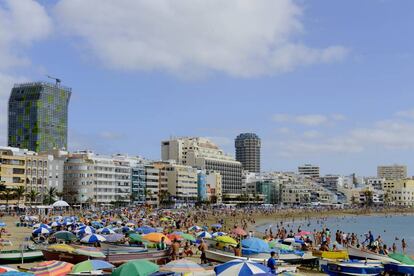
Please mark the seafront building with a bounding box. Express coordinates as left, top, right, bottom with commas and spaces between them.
377, 165, 407, 180
0, 146, 64, 204
383, 179, 414, 206
235, 133, 261, 173
63, 151, 138, 206
298, 164, 320, 178
161, 137, 242, 202
8, 82, 71, 152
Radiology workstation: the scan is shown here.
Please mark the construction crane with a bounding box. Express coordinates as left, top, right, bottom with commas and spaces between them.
47, 75, 61, 86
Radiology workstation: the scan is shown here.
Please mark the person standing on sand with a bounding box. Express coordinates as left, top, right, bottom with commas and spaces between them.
199, 238, 208, 264
267, 251, 277, 274
392, 243, 397, 253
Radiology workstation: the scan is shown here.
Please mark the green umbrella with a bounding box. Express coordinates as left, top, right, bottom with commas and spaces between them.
389, 253, 414, 265
128, 233, 144, 243
112, 260, 159, 276
72, 260, 114, 273
53, 231, 77, 241
180, 233, 196, 242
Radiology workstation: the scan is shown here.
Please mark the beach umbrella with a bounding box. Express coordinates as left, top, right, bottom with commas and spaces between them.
0, 221, 7, 227
128, 233, 144, 243
91, 221, 104, 228
212, 232, 227, 237
104, 233, 124, 243
167, 233, 183, 241
0, 266, 18, 273
47, 244, 75, 253
215, 236, 238, 246
49, 221, 62, 227
268, 241, 292, 251
121, 226, 133, 233
135, 226, 156, 234
389, 253, 414, 265
231, 227, 247, 236
180, 233, 196, 242
53, 231, 77, 242
81, 234, 106, 243
241, 238, 270, 253
30, 260, 73, 276
126, 222, 135, 227
72, 260, 114, 273
211, 223, 222, 229
33, 227, 51, 235
196, 231, 212, 239
188, 226, 202, 232
97, 227, 115, 235
214, 260, 270, 276
52, 200, 70, 207
77, 226, 96, 235
142, 233, 171, 245
74, 246, 106, 258
112, 260, 159, 276
33, 223, 51, 229
160, 259, 205, 273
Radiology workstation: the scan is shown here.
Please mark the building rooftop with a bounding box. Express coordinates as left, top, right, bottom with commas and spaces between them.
13, 81, 72, 92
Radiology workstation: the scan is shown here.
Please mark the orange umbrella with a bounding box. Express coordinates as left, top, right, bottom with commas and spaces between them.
167, 233, 183, 241
30, 260, 73, 276
142, 233, 171, 245
231, 227, 247, 236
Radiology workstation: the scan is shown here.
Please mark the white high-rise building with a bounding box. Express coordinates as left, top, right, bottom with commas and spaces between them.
377, 165, 407, 180
298, 164, 320, 178
161, 137, 242, 200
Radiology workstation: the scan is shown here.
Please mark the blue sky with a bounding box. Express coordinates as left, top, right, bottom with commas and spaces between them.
1, 0, 414, 176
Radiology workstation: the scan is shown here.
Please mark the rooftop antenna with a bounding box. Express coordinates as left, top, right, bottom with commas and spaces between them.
47, 75, 61, 87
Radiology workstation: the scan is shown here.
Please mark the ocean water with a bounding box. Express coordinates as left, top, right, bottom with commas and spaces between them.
255, 214, 414, 254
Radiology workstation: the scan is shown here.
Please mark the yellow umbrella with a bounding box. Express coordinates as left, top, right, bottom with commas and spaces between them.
215, 236, 238, 246
142, 233, 171, 245
48, 244, 75, 253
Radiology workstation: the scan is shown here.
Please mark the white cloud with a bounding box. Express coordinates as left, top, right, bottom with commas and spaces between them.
99, 131, 124, 141
54, 0, 348, 77
395, 109, 414, 120
303, 130, 321, 139
0, 0, 52, 145
272, 113, 345, 126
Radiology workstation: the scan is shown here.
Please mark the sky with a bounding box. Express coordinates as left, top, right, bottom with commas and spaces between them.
1, 0, 414, 176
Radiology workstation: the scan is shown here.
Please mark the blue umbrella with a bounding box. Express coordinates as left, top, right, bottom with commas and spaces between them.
77, 226, 96, 235
33, 223, 51, 229
91, 221, 104, 228
135, 226, 156, 234
215, 260, 270, 276
212, 232, 227, 237
97, 227, 115, 235
121, 226, 133, 233
49, 221, 62, 227
2, 272, 33, 276
0, 221, 6, 227
196, 231, 212, 239
81, 234, 106, 243
242, 238, 270, 253
32, 227, 51, 235
211, 223, 222, 229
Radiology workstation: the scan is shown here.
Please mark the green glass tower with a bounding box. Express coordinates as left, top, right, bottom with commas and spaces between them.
8, 82, 71, 152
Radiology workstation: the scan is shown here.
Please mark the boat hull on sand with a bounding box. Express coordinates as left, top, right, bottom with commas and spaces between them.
0, 250, 43, 263
384, 263, 414, 275
321, 260, 384, 276
347, 246, 399, 263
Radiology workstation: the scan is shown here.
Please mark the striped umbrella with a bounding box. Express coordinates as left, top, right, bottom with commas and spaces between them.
135, 226, 156, 234
81, 234, 106, 243
32, 227, 51, 235
214, 260, 270, 276
160, 259, 205, 273
188, 226, 202, 231
29, 260, 73, 276
97, 227, 115, 235
212, 232, 227, 237
33, 223, 51, 229
196, 231, 212, 239
49, 221, 62, 227
211, 223, 223, 229
77, 226, 96, 235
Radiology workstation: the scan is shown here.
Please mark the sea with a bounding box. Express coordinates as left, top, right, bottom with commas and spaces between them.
256, 213, 414, 254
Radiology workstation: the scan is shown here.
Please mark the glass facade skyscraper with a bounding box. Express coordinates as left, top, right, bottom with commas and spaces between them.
8, 82, 71, 152
235, 133, 261, 173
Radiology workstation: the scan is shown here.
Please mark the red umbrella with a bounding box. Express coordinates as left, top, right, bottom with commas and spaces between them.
167, 233, 183, 241
231, 227, 247, 236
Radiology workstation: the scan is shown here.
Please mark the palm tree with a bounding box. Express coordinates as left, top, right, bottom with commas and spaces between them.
56, 192, 64, 200
45, 187, 57, 205
1, 188, 15, 212
26, 190, 40, 206
14, 186, 26, 207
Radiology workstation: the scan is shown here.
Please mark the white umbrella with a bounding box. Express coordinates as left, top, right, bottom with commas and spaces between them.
52, 200, 70, 207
